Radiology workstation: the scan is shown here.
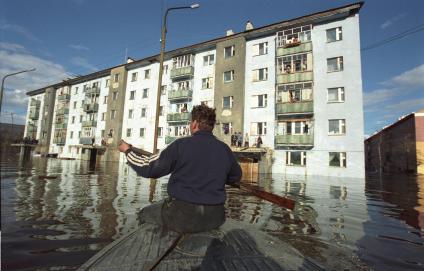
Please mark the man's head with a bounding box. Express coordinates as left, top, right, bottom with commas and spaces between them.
190, 104, 216, 133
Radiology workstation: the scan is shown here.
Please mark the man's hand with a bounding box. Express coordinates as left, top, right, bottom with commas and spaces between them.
118, 139, 131, 153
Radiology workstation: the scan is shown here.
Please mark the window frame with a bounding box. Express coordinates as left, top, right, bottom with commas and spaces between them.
328, 119, 346, 135
326, 27, 343, 43
222, 96, 234, 109
286, 151, 307, 166
327, 87, 345, 103
224, 45, 235, 59
203, 54, 215, 66
327, 56, 344, 73
223, 70, 234, 83
329, 152, 347, 167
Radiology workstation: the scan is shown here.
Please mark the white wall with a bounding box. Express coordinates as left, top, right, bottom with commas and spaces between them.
193, 49, 216, 107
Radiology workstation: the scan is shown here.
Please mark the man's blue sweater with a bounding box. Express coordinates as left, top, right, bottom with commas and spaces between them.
125, 130, 242, 205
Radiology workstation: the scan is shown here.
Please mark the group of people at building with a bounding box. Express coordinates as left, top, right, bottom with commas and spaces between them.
230, 132, 263, 148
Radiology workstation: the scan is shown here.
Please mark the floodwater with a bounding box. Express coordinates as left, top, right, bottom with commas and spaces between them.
1, 148, 423, 270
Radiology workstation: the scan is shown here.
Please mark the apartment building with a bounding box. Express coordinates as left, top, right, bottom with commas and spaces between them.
25, 2, 365, 177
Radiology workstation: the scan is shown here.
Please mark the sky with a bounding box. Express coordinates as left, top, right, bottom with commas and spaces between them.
0, 0, 423, 136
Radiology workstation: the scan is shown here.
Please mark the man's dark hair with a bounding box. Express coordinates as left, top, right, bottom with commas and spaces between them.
191, 104, 216, 131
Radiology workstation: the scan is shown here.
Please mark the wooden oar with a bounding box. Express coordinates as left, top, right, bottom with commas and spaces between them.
229, 182, 295, 210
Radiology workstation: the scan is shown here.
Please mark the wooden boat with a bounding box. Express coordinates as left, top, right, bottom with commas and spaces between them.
78, 219, 323, 271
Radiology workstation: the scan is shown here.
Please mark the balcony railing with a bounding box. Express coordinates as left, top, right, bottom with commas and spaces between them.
56, 108, 69, 115
167, 112, 191, 123
165, 136, 177, 144
168, 89, 193, 101
276, 41, 312, 56
79, 137, 94, 145
170, 66, 194, 80
276, 101, 313, 115
30, 99, 40, 107
83, 103, 99, 113
55, 123, 67, 129
277, 71, 313, 84
29, 110, 39, 120
275, 134, 314, 146
53, 137, 66, 145
85, 86, 101, 96
58, 93, 70, 101
82, 120, 97, 127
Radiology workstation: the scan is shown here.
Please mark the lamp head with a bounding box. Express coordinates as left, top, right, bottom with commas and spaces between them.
190, 3, 200, 9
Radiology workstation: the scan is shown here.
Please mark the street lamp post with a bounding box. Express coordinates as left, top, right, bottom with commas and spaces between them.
0, 68, 36, 113
152, 3, 199, 154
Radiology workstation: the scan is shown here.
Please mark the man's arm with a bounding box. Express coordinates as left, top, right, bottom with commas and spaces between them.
119, 140, 177, 178
226, 153, 242, 184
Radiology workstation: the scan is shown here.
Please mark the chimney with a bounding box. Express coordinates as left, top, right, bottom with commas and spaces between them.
127, 57, 135, 63
245, 20, 254, 31
226, 29, 234, 36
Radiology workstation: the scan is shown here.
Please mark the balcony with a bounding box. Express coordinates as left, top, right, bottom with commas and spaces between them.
79, 137, 93, 145
167, 112, 191, 124
170, 66, 194, 80
29, 110, 39, 120
276, 41, 312, 57
27, 125, 37, 133
83, 103, 99, 113
56, 107, 69, 115
30, 99, 40, 107
58, 93, 70, 101
168, 89, 193, 101
53, 137, 66, 145
276, 101, 313, 115
85, 86, 101, 96
82, 120, 97, 127
165, 136, 177, 144
275, 134, 314, 147
277, 71, 313, 84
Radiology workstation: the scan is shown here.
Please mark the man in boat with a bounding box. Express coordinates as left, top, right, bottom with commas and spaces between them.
118, 104, 242, 233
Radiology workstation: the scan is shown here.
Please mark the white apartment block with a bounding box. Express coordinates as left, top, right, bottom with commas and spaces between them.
24, 2, 365, 178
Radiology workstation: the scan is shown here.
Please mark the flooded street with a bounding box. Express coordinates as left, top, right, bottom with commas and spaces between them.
1, 149, 423, 270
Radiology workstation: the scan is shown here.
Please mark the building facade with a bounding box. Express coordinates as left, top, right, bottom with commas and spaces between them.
24, 2, 365, 177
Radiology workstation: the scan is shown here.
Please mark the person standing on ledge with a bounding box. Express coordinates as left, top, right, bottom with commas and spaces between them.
118, 104, 242, 233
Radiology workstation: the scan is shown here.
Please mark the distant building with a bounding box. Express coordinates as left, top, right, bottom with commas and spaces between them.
365, 108, 424, 175
24, 2, 365, 178
0, 123, 25, 147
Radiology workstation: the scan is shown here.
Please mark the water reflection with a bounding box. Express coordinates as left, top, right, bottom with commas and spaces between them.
2, 152, 424, 270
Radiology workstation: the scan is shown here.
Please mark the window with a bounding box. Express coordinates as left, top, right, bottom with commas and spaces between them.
222, 96, 234, 109
114, 74, 120, 83
329, 152, 346, 167
74, 87, 78, 95
129, 90, 135, 100
73, 101, 77, 109
253, 68, 268, 81
105, 79, 110, 87
286, 151, 306, 166
141, 108, 147, 117
250, 122, 267, 135
276, 25, 311, 47
327, 57, 343, 72
251, 94, 268, 108
160, 85, 167, 95
159, 106, 164, 116
144, 69, 151, 79
128, 109, 133, 119
328, 87, 345, 103
126, 128, 132, 137
79, 115, 83, 123
103, 96, 108, 104
101, 130, 105, 138
70, 131, 74, 139
108, 129, 114, 137
278, 121, 311, 135
163, 65, 168, 75
111, 110, 116, 119
176, 81, 191, 90
329, 119, 346, 135
224, 46, 235, 58
253, 42, 268, 56
140, 128, 146, 137
72, 116, 75, 124
173, 54, 193, 68
201, 77, 214, 89
78, 131, 81, 138
101, 112, 105, 121
278, 54, 309, 74
222, 122, 232, 135
157, 127, 163, 137
131, 72, 138, 82
83, 84, 88, 92
142, 88, 148, 98
277, 82, 313, 103
326, 27, 342, 42
203, 54, 215, 66
112, 91, 118, 100
223, 70, 234, 82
